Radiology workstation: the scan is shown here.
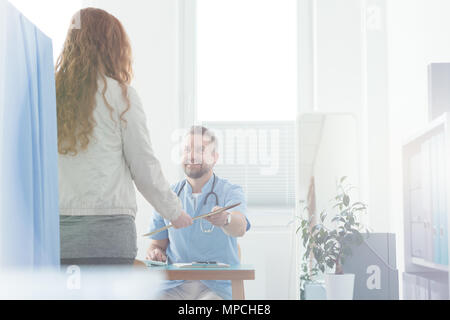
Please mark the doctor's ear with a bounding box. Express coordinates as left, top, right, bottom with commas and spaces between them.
213, 152, 219, 164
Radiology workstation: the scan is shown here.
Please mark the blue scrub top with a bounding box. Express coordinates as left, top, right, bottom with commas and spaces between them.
149, 174, 250, 300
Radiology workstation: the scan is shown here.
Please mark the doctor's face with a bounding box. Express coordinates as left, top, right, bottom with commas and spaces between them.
182, 134, 218, 179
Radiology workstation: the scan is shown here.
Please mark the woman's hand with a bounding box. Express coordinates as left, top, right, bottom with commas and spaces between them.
171, 210, 193, 229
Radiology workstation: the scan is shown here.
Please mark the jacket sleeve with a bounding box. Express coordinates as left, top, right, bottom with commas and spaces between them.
120, 86, 182, 221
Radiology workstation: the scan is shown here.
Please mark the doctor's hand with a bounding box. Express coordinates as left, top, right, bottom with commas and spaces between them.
171, 210, 193, 229
204, 206, 230, 227
146, 246, 167, 262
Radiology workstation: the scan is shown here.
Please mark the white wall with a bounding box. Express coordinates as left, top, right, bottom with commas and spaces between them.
300, 0, 391, 233
82, 0, 184, 259
0, 0, 6, 264
239, 220, 296, 300
313, 115, 360, 216
313, 0, 364, 114
365, 0, 391, 234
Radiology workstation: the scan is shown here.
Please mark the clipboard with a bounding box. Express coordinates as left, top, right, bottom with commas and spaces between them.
173, 262, 231, 269
144, 260, 168, 267
142, 203, 241, 237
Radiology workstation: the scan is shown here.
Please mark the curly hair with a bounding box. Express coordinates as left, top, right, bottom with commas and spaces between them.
55, 8, 133, 156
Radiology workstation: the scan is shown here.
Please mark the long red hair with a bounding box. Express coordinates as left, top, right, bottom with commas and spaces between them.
55, 8, 133, 156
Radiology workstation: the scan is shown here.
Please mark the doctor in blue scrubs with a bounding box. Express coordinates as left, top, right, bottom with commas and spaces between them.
147, 126, 251, 300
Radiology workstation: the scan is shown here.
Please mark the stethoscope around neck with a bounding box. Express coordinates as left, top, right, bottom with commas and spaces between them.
177, 173, 219, 206
177, 173, 219, 233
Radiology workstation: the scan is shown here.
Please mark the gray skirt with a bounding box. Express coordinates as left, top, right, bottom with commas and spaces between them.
60, 215, 138, 264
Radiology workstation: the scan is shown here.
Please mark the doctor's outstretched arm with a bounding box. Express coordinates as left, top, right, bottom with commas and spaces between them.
206, 208, 248, 238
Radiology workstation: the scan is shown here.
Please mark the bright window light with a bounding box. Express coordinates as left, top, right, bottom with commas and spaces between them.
197, 0, 298, 121
8, 0, 82, 62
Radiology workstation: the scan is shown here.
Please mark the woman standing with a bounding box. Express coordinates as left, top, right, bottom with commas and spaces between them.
56, 8, 192, 266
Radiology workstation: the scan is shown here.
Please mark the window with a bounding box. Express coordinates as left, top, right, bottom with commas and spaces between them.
197, 0, 297, 122
203, 121, 296, 208
195, 0, 298, 208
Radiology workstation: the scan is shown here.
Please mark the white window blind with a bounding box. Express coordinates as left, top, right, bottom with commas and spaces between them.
202, 121, 296, 208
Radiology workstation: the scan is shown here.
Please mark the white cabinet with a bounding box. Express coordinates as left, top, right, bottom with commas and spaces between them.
402, 113, 450, 299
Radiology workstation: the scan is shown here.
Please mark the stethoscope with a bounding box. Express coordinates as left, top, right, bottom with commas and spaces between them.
177, 173, 219, 233
177, 173, 219, 206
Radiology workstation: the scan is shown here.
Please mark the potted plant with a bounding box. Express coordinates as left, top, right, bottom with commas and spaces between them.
299, 262, 325, 300
298, 177, 369, 300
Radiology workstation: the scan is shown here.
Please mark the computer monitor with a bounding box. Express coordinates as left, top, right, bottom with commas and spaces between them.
429, 63, 450, 121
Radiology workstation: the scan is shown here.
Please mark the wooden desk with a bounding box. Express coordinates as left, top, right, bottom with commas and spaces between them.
148, 264, 255, 300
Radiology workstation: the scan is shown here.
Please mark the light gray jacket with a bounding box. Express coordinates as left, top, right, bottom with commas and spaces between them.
58, 77, 182, 221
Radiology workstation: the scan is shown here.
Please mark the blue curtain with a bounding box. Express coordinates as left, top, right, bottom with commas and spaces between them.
0, 0, 60, 269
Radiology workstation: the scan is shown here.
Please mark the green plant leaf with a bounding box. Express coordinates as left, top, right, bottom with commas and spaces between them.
343, 194, 350, 207
305, 247, 311, 259
326, 259, 335, 269
331, 216, 340, 223
303, 240, 309, 249
313, 247, 322, 262
340, 209, 350, 217
319, 265, 325, 273
348, 216, 355, 225
351, 202, 366, 208
320, 211, 326, 223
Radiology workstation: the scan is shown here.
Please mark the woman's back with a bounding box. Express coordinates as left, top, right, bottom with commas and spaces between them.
59, 77, 137, 217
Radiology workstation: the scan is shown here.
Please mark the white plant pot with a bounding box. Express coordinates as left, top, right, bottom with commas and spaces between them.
324, 273, 355, 300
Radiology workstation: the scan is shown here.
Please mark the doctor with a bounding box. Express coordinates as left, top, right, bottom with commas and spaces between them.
146, 126, 250, 300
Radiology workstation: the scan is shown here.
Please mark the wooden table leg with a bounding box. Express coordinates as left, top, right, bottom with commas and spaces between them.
232, 280, 245, 300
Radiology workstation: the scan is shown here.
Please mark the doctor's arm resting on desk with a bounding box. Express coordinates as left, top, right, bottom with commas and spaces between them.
147, 239, 169, 262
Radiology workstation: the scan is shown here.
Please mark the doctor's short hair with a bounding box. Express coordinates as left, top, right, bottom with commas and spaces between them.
188, 126, 218, 152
